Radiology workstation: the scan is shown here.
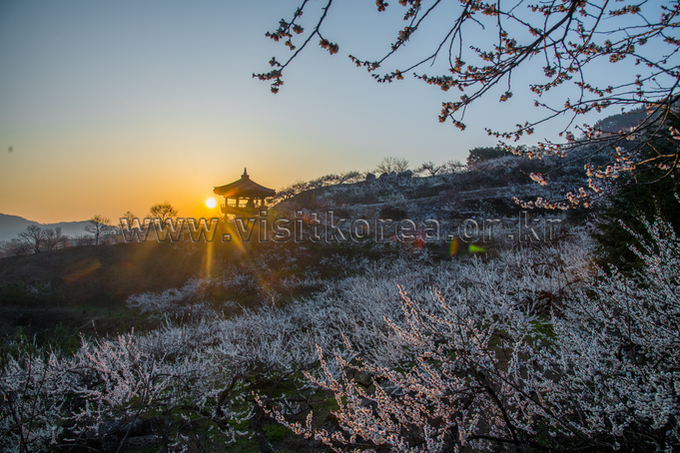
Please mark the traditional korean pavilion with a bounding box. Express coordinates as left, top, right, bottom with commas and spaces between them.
213, 168, 276, 215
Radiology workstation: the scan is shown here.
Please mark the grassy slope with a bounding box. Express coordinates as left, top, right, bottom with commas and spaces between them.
0, 241, 230, 339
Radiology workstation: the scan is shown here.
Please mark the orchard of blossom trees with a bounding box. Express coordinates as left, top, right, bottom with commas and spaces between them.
1, 204, 679, 451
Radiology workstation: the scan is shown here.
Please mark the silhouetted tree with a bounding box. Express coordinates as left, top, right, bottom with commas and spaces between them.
121, 210, 135, 227
0, 238, 32, 257
442, 159, 466, 174
415, 161, 444, 176
85, 215, 111, 245
18, 225, 46, 254
43, 227, 66, 251
375, 156, 409, 174
337, 170, 363, 183
148, 203, 178, 222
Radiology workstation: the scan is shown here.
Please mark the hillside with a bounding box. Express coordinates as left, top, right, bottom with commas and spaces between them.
275, 153, 588, 226
0, 241, 223, 338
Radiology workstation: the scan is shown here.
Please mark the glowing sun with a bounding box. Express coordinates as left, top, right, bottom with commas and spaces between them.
205, 197, 217, 209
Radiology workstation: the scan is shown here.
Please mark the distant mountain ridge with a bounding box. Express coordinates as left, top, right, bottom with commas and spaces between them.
0, 213, 90, 242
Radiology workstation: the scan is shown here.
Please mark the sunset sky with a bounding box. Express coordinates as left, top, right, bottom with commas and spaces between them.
0, 0, 640, 223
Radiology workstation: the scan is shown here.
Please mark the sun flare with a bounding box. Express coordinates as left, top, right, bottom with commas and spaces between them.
205, 197, 217, 209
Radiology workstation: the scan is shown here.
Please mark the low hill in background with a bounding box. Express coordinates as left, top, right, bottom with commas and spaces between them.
0, 213, 90, 242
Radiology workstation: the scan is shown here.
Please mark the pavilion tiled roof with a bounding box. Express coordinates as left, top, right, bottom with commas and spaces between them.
213, 169, 276, 198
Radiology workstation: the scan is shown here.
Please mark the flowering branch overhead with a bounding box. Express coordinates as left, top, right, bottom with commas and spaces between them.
255, 0, 680, 207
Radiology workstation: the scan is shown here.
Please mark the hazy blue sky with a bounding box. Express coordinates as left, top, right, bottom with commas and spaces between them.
0, 0, 644, 222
